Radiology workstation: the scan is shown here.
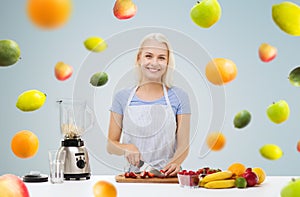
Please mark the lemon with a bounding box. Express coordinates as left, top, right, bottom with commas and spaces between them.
272, 1, 300, 36
0, 39, 21, 67
252, 167, 266, 184
16, 89, 47, 112
233, 110, 251, 129
259, 144, 283, 160
84, 36, 107, 52
90, 72, 108, 87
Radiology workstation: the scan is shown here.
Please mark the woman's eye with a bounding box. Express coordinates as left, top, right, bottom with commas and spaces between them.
159, 57, 166, 60
145, 55, 152, 58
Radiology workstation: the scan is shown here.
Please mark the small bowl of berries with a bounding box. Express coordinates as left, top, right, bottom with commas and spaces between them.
177, 170, 200, 188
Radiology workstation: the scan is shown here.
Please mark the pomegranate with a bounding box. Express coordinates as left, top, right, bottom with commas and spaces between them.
242, 168, 258, 187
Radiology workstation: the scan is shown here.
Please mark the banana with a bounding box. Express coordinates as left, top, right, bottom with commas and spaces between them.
201, 171, 233, 183
204, 179, 235, 189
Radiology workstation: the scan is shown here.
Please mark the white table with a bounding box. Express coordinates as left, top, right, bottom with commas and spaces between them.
25, 175, 293, 197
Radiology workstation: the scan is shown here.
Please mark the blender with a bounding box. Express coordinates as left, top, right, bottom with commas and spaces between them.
57, 99, 93, 180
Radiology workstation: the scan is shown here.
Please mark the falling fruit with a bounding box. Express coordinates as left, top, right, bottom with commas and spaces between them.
205, 58, 237, 85
266, 100, 290, 124
11, 130, 39, 159
90, 72, 109, 87
93, 180, 117, 197
233, 110, 251, 129
27, 0, 72, 29
258, 43, 277, 63
289, 67, 300, 87
206, 132, 226, 151
281, 178, 300, 197
0, 174, 30, 197
272, 1, 300, 36
0, 40, 21, 67
54, 61, 73, 81
259, 144, 283, 160
16, 89, 47, 112
297, 140, 300, 152
190, 0, 222, 28
113, 0, 137, 20
84, 37, 107, 52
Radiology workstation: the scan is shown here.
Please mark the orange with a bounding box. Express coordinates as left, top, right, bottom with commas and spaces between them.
227, 162, 246, 177
205, 58, 237, 85
252, 167, 266, 184
206, 132, 226, 151
27, 0, 72, 29
93, 180, 117, 197
11, 130, 39, 159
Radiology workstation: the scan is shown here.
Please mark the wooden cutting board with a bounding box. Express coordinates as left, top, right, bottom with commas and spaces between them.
115, 174, 179, 184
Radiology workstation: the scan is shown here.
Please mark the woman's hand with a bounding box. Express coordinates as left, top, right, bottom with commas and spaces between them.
162, 163, 181, 177
124, 144, 141, 167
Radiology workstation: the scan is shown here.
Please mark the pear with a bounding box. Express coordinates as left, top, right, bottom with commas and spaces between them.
272, 1, 300, 36
113, 0, 137, 20
190, 0, 222, 28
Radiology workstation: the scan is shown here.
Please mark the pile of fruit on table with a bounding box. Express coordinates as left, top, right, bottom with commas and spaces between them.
177, 165, 265, 189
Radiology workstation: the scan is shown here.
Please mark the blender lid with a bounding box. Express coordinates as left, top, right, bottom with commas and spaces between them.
22, 171, 48, 183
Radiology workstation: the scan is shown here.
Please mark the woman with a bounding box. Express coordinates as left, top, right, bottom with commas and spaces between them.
107, 33, 191, 176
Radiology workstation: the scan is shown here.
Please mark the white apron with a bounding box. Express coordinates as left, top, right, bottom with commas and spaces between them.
122, 85, 177, 169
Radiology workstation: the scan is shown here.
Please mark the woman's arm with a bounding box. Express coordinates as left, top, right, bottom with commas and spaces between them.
106, 111, 141, 166
163, 113, 191, 176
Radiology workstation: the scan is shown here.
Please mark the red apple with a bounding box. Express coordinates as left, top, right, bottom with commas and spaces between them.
113, 0, 137, 20
258, 43, 277, 62
0, 174, 30, 197
54, 61, 73, 81
297, 140, 300, 152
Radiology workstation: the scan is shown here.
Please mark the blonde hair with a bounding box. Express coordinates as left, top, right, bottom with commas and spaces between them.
135, 33, 175, 88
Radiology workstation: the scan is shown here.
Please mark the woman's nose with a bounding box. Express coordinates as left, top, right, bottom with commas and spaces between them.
151, 58, 159, 65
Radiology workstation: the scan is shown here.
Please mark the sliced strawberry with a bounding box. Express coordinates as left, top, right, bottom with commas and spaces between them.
124, 172, 131, 178
147, 172, 155, 178
129, 172, 137, 178
140, 171, 148, 178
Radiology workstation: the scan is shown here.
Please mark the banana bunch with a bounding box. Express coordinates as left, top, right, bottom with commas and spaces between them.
199, 171, 235, 189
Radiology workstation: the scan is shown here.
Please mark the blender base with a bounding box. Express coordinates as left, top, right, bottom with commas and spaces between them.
64, 173, 91, 181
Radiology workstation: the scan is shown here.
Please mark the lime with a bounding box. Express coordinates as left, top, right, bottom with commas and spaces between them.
0, 39, 21, 66
90, 72, 108, 87
16, 89, 47, 112
259, 144, 283, 160
84, 36, 107, 52
235, 177, 247, 188
233, 110, 251, 129
289, 67, 300, 87
272, 2, 300, 36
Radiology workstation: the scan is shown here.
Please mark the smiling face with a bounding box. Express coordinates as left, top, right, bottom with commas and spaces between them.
137, 39, 169, 84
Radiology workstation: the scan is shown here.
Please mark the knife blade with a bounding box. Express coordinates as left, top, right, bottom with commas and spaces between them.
139, 161, 165, 178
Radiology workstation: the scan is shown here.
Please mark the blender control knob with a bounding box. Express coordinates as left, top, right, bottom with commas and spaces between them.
76, 159, 85, 169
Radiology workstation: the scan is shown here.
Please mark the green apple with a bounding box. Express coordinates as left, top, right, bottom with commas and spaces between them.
190, 0, 222, 28
266, 100, 290, 124
281, 178, 300, 197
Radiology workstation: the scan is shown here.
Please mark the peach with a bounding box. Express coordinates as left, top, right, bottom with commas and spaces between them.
113, 0, 137, 20
0, 174, 30, 197
54, 61, 73, 81
258, 43, 277, 62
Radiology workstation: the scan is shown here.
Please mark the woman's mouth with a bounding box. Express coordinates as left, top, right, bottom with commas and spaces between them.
146, 67, 160, 72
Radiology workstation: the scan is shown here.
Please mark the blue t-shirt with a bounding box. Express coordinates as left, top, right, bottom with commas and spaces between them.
110, 86, 191, 116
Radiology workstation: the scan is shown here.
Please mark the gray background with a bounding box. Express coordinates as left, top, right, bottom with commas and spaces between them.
1, 0, 300, 177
